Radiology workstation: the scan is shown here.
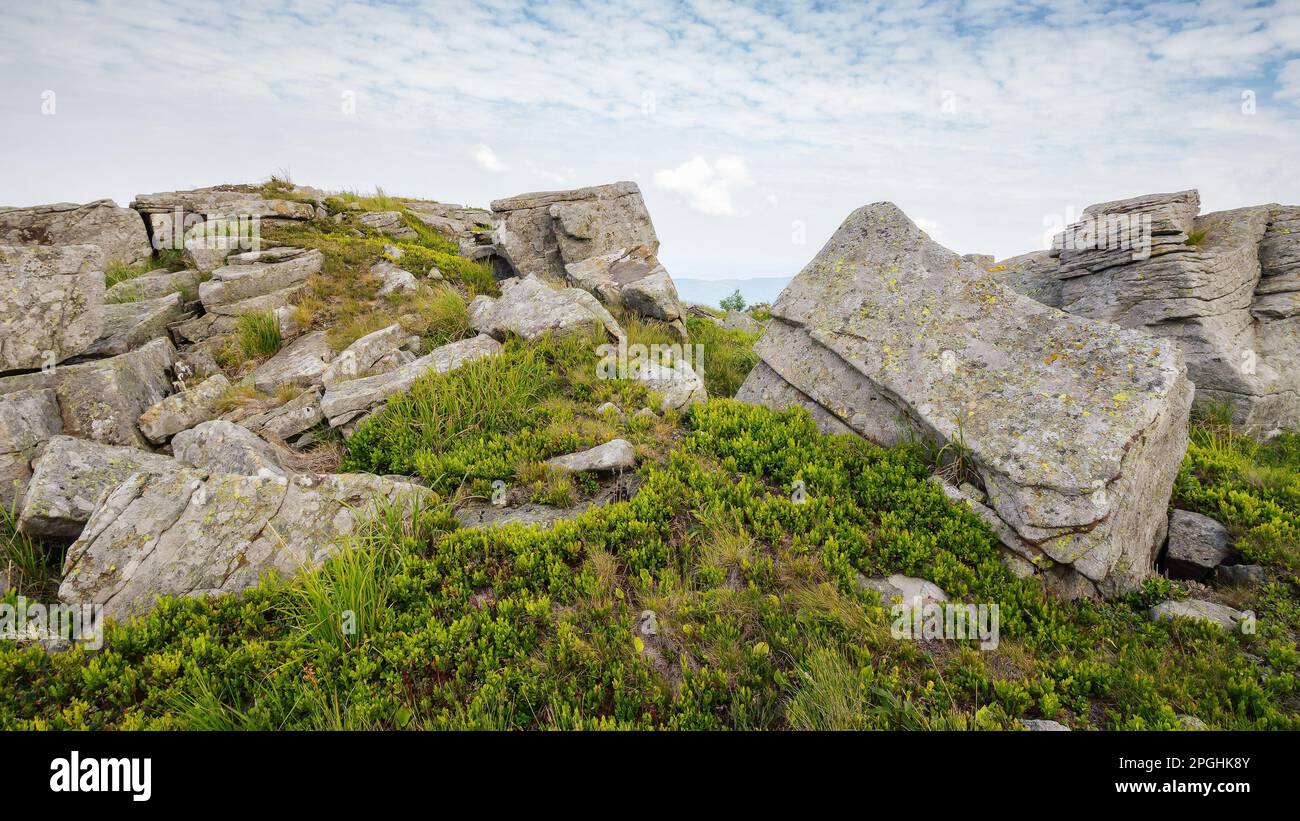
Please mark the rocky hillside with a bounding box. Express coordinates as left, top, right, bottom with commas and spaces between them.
0, 180, 1296, 730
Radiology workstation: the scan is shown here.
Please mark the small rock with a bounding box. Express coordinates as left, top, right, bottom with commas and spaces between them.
630, 359, 707, 412
1150, 598, 1245, 632
857, 574, 949, 610
1213, 564, 1268, 587
171, 420, 290, 478
138, 373, 230, 443
371, 260, 418, 296
721, 310, 762, 334
1019, 719, 1070, 731
1178, 714, 1208, 729
545, 439, 635, 473
250, 331, 334, 393
638, 610, 659, 637
1165, 509, 1233, 580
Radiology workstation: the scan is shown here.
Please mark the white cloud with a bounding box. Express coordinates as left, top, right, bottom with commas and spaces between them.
653, 155, 753, 216
472, 143, 508, 172
1278, 60, 1300, 102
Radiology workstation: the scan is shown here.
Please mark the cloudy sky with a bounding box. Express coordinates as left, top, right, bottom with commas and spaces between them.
2, 0, 1298, 279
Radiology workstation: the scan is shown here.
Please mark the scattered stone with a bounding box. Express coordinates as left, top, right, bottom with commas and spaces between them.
737, 202, 1193, 598
546, 439, 635, 473
0, 390, 62, 509
1150, 598, 1245, 631
1214, 564, 1267, 587
633, 407, 656, 420
84, 292, 187, 357
629, 359, 707, 412
638, 610, 659, 637
0, 244, 105, 370
1178, 715, 1208, 729
234, 387, 324, 440
250, 331, 334, 393
1019, 719, 1071, 731
490, 182, 659, 280
454, 474, 640, 530
856, 574, 949, 609
721, 310, 762, 334
0, 199, 151, 268
469, 274, 625, 342
595, 401, 624, 419
171, 420, 290, 478
321, 334, 501, 427
0, 337, 177, 448
17, 435, 175, 540
137, 373, 230, 443
371, 260, 418, 296
59, 468, 433, 621
1165, 509, 1233, 580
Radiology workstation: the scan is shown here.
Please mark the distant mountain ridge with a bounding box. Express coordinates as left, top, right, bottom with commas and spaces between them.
674, 276, 793, 308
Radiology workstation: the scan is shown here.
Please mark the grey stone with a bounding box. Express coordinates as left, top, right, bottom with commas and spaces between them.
563, 244, 684, 325
84, 292, 187, 357
721, 310, 763, 334
733, 361, 858, 436
546, 439, 635, 473
1213, 564, 1267, 587
234, 387, 324, 440
470, 274, 625, 342
856, 574, 949, 609
137, 373, 230, 443
0, 199, 151, 268
454, 474, 640, 530
1150, 598, 1245, 631
738, 201, 1193, 598
370, 260, 418, 296
629, 358, 707, 412
490, 182, 658, 281
0, 338, 177, 448
172, 420, 289, 478
106, 268, 202, 304
321, 334, 501, 427
1165, 509, 1233, 580
0, 389, 62, 509
990, 250, 1063, 308
198, 249, 323, 309
172, 284, 304, 343
321, 324, 417, 387
0, 244, 105, 370
405, 202, 494, 245
59, 468, 433, 621
356, 210, 416, 239
18, 435, 175, 540
1019, 719, 1071, 731
250, 331, 334, 393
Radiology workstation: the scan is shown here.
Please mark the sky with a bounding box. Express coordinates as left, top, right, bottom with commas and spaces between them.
1, 0, 1298, 280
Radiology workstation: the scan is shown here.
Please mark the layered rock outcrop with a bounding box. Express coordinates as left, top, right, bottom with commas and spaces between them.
0, 200, 151, 269
0, 244, 105, 371
738, 202, 1194, 598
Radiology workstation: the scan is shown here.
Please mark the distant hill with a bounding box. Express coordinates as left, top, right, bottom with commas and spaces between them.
674, 276, 793, 308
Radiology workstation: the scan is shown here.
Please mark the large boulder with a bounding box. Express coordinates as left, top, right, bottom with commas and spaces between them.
321, 334, 501, 427
998, 191, 1300, 436
737, 202, 1193, 598
59, 469, 433, 621
0, 337, 177, 448
0, 244, 105, 370
0, 200, 151, 268
469, 274, 624, 343
17, 436, 175, 540
171, 420, 290, 478
490, 182, 658, 280
0, 390, 62, 509
83, 292, 188, 358
137, 373, 230, 443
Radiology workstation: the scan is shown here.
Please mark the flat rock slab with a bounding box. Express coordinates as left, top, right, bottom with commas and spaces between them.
1150, 598, 1245, 632
138, 373, 230, 443
739, 202, 1193, 598
199, 249, 322, 309
172, 284, 304, 344
0, 244, 105, 370
455, 474, 641, 530
84, 292, 187, 358
251, 331, 334, 393
0, 389, 62, 509
229, 387, 324, 441
18, 435, 175, 540
0, 337, 177, 448
321, 323, 415, 387
0, 199, 151, 268
106, 268, 203, 304
546, 439, 635, 473
322, 333, 501, 427
59, 468, 433, 621
1165, 509, 1233, 580
357, 211, 416, 240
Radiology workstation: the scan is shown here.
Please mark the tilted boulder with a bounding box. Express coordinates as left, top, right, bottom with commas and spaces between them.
59, 469, 433, 621
17, 435, 175, 540
490, 182, 658, 280
321, 334, 501, 427
563, 245, 686, 334
250, 331, 334, 393
0, 337, 177, 448
321, 324, 417, 387
0, 390, 62, 509
172, 420, 290, 478
470, 274, 625, 343
0, 244, 105, 370
0, 200, 151, 268
198, 249, 322, 309
995, 190, 1300, 435
137, 373, 231, 443
737, 202, 1193, 598
83, 292, 188, 358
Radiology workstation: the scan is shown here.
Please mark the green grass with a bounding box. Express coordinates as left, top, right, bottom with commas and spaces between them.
2, 503, 59, 599
684, 316, 759, 398
236, 310, 283, 359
